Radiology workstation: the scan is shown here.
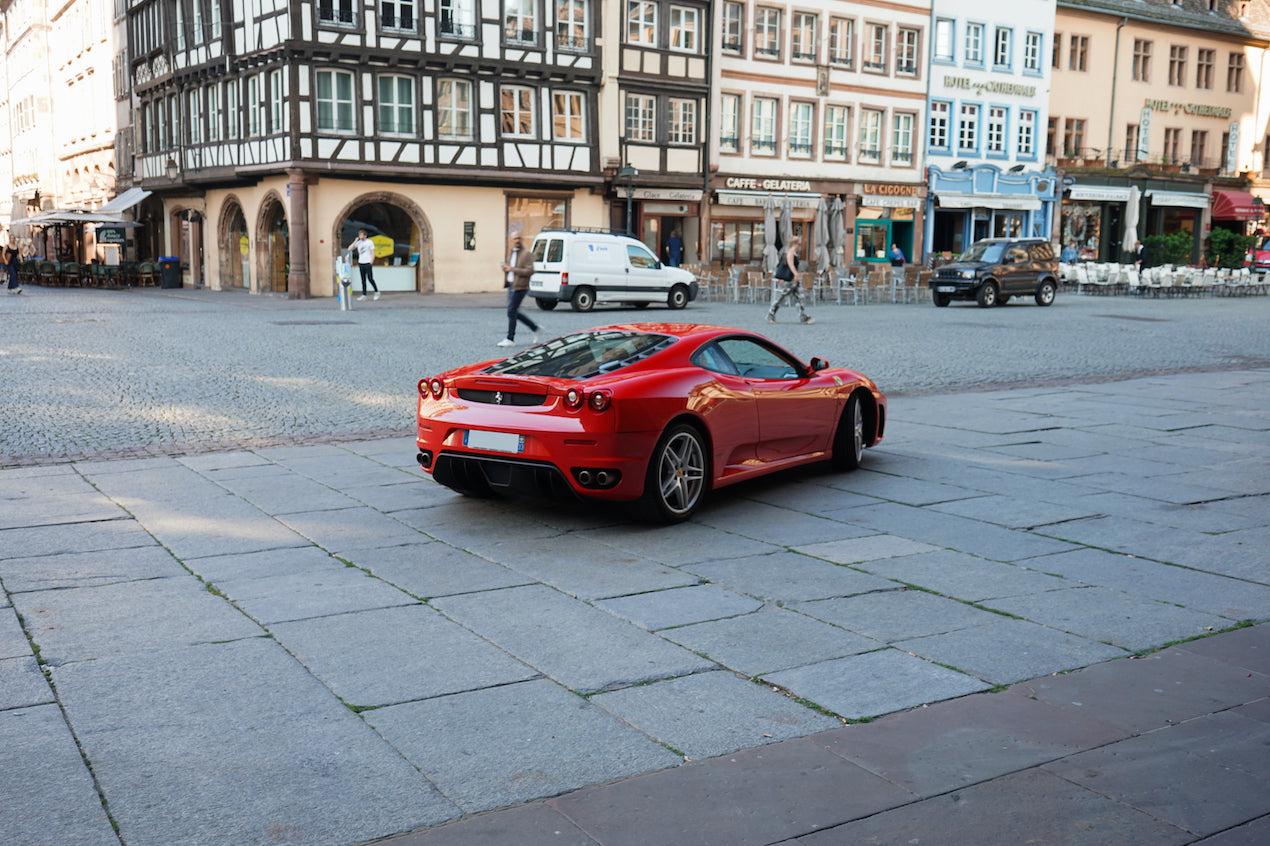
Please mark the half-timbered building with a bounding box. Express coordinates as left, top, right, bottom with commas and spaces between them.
128, 0, 602, 295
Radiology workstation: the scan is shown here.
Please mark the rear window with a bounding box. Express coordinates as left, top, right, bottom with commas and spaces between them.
1029, 243, 1055, 261
485, 331, 674, 379
532, 239, 564, 262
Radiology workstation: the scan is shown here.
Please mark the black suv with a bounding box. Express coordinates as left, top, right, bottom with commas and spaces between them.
930, 238, 1059, 308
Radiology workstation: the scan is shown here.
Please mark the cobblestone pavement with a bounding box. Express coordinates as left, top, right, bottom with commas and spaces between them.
2, 284, 1269, 464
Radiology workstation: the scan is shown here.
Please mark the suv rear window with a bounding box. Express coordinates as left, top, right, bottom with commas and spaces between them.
1029, 243, 1055, 261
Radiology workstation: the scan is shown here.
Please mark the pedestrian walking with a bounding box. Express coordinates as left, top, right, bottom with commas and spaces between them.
498, 233, 539, 347
766, 236, 813, 324
349, 229, 379, 300
665, 230, 684, 267
5, 246, 21, 294
1134, 240, 1149, 272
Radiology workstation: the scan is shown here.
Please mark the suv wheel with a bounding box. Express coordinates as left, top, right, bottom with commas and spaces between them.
932, 290, 951, 307
976, 281, 999, 308
1035, 279, 1057, 307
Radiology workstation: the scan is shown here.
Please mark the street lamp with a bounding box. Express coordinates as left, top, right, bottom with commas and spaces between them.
618, 164, 638, 234
165, 158, 179, 182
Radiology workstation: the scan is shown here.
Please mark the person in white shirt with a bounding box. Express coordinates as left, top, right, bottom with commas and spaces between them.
349, 229, 379, 300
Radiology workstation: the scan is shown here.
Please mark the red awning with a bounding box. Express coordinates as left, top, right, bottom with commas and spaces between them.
1210, 190, 1263, 221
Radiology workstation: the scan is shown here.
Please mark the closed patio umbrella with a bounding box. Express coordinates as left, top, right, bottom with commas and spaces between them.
829, 197, 846, 269
762, 195, 778, 274
813, 197, 831, 271
1122, 186, 1141, 260
779, 196, 793, 248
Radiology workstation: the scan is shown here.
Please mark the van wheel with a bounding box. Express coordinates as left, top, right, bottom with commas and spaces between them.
535, 298, 558, 311
631, 302, 651, 309
977, 281, 999, 308
667, 284, 690, 309
571, 287, 596, 312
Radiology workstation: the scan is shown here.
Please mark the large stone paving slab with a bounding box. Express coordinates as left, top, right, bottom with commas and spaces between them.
685, 551, 897, 602
0, 656, 51, 709
854, 548, 1070, 601
340, 541, 530, 598
269, 604, 538, 709
595, 584, 763, 631
212, 562, 416, 624
0, 518, 157, 560
433, 585, 712, 692
0, 545, 188, 593
792, 588, 1000, 643
275, 506, 431, 553
0, 604, 31, 659
52, 638, 458, 846
366, 678, 681, 814
0, 467, 125, 529
0, 704, 119, 846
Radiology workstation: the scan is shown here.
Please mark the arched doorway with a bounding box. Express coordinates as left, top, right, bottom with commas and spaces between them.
333, 193, 433, 293
219, 199, 250, 289
169, 206, 205, 287
256, 194, 288, 293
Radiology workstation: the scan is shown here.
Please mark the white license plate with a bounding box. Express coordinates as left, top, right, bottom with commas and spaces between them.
463, 429, 525, 454
936, 286, 956, 293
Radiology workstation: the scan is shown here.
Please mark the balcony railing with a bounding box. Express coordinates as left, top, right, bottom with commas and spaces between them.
1053, 146, 1230, 173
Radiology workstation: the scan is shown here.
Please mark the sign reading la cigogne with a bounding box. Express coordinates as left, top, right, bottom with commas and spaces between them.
1143, 98, 1231, 119
859, 183, 920, 196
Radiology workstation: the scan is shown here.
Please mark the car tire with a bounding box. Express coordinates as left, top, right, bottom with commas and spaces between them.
535, 298, 558, 311
977, 281, 999, 308
830, 393, 864, 471
932, 291, 951, 307
1035, 279, 1057, 306
571, 286, 596, 312
667, 284, 690, 309
639, 423, 709, 523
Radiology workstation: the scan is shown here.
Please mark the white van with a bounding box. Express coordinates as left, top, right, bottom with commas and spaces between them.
528, 229, 698, 312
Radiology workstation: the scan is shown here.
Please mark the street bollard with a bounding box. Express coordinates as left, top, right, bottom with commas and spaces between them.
336, 257, 352, 310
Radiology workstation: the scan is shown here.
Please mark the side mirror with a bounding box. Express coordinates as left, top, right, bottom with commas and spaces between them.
809, 357, 829, 372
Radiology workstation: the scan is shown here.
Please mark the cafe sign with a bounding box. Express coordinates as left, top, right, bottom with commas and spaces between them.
96, 226, 128, 245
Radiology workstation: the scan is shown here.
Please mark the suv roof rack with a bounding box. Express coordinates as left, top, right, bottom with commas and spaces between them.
535, 226, 631, 236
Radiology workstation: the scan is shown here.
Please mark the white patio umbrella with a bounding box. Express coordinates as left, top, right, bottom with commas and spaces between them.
762, 195, 778, 274
829, 197, 846, 269
779, 196, 793, 248
1122, 186, 1141, 259
813, 197, 831, 271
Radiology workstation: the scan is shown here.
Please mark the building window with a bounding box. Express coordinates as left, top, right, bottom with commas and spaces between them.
864, 24, 887, 71
789, 101, 813, 156
505, 0, 537, 44
720, 93, 740, 153
752, 96, 777, 154
552, 91, 585, 141
859, 108, 882, 163
625, 93, 655, 142
669, 6, 698, 52
206, 84, 220, 142
1132, 39, 1151, 82
269, 69, 284, 133
437, 79, 473, 139
501, 85, 535, 137
556, 0, 587, 51
668, 98, 697, 144
188, 89, 202, 144
316, 70, 354, 132
1069, 35, 1087, 71
1227, 53, 1245, 93
828, 18, 854, 67
1018, 109, 1036, 156
1063, 117, 1085, 158
929, 100, 950, 150
987, 106, 1007, 154
378, 75, 414, 135
755, 8, 781, 58
225, 79, 239, 138
896, 28, 919, 75
439, 0, 475, 39
1221, 131, 1229, 171
1168, 45, 1186, 86
1163, 127, 1181, 162
965, 23, 983, 65
627, 1, 656, 45
317, 0, 354, 25
1125, 124, 1139, 162
1046, 117, 1056, 157
1052, 32, 1061, 69
381, 0, 415, 30
1023, 32, 1042, 72
825, 105, 849, 159
993, 27, 1012, 69
722, 3, 744, 54
1196, 48, 1215, 89
1191, 130, 1208, 166
934, 18, 954, 62
892, 112, 913, 164
958, 103, 979, 152
792, 13, 817, 61
247, 75, 260, 136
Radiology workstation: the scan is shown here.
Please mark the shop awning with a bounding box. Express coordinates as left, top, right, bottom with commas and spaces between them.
1145, 190, 1209, 209
12, 211, 143, 226
1068, 185, 1133, 202
936, 192, 1041, 211
1210, 190, 1262, 220
97, 187, 152, 214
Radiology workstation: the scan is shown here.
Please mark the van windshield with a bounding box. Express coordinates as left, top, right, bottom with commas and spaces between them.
958, 242, 1005, 263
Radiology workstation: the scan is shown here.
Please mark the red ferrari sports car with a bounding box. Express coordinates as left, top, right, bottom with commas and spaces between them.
416, 323, 886, 522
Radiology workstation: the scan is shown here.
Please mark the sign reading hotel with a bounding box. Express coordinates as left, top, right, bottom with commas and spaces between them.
1143, 99, 1232, 119
943, 76, 1037, 98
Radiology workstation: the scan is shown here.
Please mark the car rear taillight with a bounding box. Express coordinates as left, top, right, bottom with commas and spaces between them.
588, 389, 612, 412
427, 377, 445, 398
564, 387, 584, 409
561, 271, 569, 286
563, 387, 611, 412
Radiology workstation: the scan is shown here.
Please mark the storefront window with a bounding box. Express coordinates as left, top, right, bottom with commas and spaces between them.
1061, 202, 1102, 260
507, 196, 567, 241
342, 202, 421, 266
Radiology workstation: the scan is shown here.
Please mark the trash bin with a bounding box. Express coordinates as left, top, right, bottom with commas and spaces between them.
159, 257, 181, 289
